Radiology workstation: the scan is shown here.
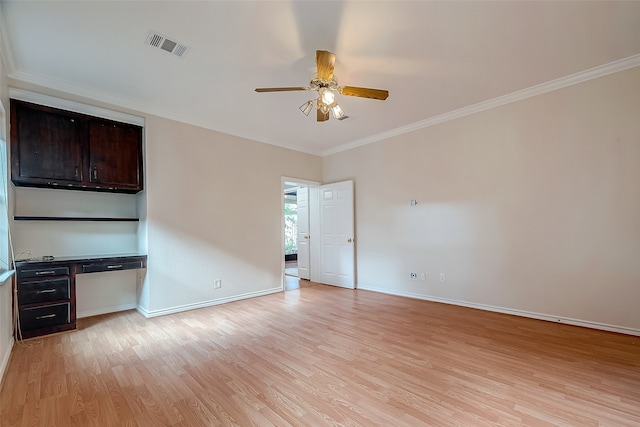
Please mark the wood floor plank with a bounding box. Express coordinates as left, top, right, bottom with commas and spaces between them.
1, 283, 639, 426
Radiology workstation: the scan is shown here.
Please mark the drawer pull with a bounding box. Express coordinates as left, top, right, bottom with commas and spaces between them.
36, 314, 56, 320
36, 289, 56, 294
107, 265, 123, 269
35, 271, 57, 276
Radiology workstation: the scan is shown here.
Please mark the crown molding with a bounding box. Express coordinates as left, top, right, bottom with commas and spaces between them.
323, 54, 640, 157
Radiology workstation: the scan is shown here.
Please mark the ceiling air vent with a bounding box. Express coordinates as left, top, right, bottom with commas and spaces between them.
145, 31, 189, 58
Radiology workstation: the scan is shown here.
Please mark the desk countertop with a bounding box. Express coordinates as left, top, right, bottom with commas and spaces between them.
14, 253, 147, 267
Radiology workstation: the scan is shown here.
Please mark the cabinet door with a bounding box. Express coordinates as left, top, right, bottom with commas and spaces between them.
13, 102, 85, 183
89, 121, 143, 190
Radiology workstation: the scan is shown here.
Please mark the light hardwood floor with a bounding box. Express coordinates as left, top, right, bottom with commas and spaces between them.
1, 283, 639, 426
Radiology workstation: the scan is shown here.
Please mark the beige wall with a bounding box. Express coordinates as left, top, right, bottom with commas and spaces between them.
324, 67, 640, 332
142, 115, 322, 314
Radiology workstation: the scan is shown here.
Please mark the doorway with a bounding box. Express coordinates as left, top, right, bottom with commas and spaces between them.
282, 178, 317, 291
282, 178, 355, 290
283, 182, 300, 278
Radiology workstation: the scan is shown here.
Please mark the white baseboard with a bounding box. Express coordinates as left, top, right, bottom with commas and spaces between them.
0, 337, 14, 390
357, 285, 640, 337
136, 287, 283, 318
77, 303, 138, 319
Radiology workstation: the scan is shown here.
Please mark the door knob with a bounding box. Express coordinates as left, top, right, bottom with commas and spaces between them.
347, 238, 353, 243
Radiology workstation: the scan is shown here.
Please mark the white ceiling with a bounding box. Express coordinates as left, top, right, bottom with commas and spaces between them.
1, 1, 640, 156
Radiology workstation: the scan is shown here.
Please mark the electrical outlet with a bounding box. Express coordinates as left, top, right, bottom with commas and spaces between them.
439, 273, 446, 283
420, 273, 426, 281
410, 272, 417, 280
214, 279, 221, 289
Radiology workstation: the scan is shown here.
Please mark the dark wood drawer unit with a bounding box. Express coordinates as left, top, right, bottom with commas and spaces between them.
20, 266, 70, 279
14, 254, 146, 340
10, 99, 144, 194
19, 303, 71, 331
81, 260, 144, 273
14, 261, 75, 339
18, 278, 70, 304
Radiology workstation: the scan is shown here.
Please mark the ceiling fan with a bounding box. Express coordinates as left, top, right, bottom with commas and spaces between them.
255, 50, 389, 122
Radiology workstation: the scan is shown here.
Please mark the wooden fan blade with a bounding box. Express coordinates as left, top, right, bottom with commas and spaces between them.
255, 87, 308, 92
316, 50, 335, 81
339, 86, 389, 100
317, 108, 329, 122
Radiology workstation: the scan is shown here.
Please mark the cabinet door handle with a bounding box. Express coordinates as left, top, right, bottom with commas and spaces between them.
107, 265, 123, 269
35, 271, 56, 276
93, 168, 98, 179
36, 289, 56, 294
36, 314, 56, 320
75, 166, 78, 177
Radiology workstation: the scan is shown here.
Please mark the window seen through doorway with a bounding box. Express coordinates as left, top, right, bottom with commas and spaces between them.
284, 198, 297, 255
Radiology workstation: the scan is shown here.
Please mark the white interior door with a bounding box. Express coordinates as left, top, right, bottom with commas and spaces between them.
296, 186, 310, 280
318, 180, 355, 289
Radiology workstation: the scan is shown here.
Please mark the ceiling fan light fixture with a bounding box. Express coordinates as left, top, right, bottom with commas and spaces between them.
319, 87, 335, 106
318, 99, 330, 115
254, 50, 388, 123
299, 100, 313, 116
331, 103, 348, 120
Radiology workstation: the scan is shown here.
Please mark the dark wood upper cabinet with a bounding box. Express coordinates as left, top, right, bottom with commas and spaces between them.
10, 99, 143, 193
12, 102, 86, 183
89, 121, 142, 190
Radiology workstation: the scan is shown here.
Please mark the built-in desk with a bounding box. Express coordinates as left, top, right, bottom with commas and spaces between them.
14, 254, 147, 339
